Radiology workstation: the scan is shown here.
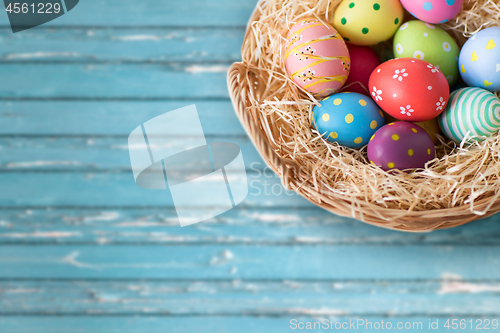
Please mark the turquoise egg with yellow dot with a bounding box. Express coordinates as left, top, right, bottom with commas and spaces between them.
312, 92, 385, 148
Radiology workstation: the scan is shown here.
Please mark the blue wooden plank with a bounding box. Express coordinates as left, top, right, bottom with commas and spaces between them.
0, 244, 499, 279
0, 208, 499, 245
0, 101, 245, 135
0, 208, 363, 245
0, 137, 264, 171
0, 317, 478, 333
0, 64, 230, 98
0, 28, 243, 62
1, 280, 500, 316
0, 172, 308, 207
0, 0, 257, 27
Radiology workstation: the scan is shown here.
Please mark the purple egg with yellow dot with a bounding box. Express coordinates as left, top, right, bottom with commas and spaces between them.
313, 92, 385, 148
367, 121, 435, 171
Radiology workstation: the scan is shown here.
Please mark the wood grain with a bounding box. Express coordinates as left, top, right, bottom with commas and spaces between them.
0, 64, 230, 98
0, 0, 258, 27
0, 101, 244, 135
0, 172, 304, 207
0, 28, 244, 63
0, 208, 499, 245
1, 0, 499, 331
0, 317, 475, 333
0, 244, 498, 280
0, 137, 263, 171
1, 280, 499, 316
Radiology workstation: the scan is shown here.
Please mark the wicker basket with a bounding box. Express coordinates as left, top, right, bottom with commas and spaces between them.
228, 0, 500, 232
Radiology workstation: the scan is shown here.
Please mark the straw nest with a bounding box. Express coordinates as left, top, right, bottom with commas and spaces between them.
227, 0, 500, 231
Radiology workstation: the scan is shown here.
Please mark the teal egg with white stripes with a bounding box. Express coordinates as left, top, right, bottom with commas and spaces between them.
439, 87, 500, 143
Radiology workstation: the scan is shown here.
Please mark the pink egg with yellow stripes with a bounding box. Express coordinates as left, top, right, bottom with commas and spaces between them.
285, 19, 350, 98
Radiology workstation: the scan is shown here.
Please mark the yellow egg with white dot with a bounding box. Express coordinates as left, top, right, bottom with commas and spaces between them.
333, 0, 404, 46
312, 92, 385, 148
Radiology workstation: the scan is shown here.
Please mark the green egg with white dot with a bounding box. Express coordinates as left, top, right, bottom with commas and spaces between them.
313, 92, 385, 148
393, 20, 459, 86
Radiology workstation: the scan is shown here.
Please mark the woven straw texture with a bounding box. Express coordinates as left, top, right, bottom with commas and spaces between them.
228, 0, 500, 232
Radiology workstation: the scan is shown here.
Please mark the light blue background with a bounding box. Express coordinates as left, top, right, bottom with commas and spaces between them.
0, 1, 500, 332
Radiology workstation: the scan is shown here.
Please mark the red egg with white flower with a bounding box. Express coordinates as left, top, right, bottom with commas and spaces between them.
368, 58, 450, 122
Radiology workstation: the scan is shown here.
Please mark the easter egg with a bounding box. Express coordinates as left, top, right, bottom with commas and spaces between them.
459, 27, 500, 92
385, 113, 442, 144
343, 44, 381, 95
312, 92, 385, 148
399, 0, 463, 24
393, 20, 460, 86
333, 0, 404, 46
369, 58, 450, 122
285, 19, 350, 97
439, 87, 500, 143
368, 122, 436, 171
415, 118, 442, 144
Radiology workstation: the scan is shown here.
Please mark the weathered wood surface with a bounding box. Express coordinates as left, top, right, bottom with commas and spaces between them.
0, 172, 304, 207
1, 280, 500, 316
0, 317, 481, 333
0, 101, 244, 135
1, 244, 500, 280
0, 208, 500, 245
0, 0, 258, 27
0, 137, 263, 171
0, 64, 231, 98
1, 0, 500, 331
0, 28, 244, 63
